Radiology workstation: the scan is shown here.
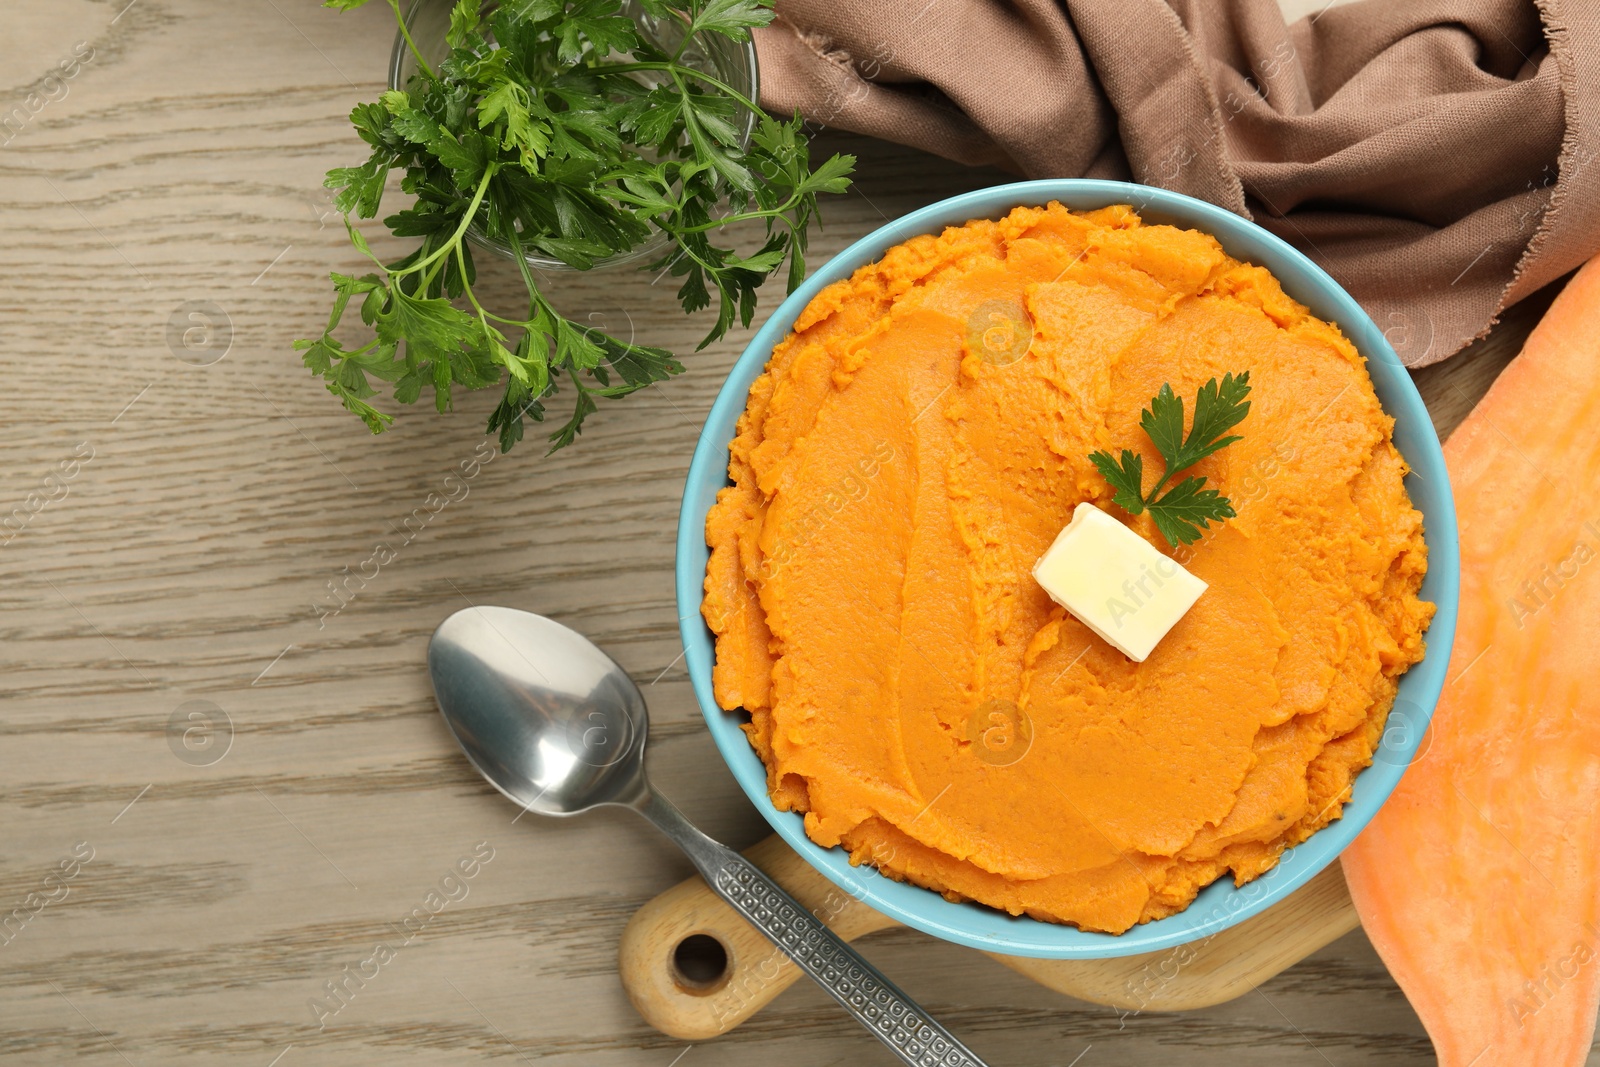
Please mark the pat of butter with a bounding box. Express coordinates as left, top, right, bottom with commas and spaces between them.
1031, 502, 1207, 662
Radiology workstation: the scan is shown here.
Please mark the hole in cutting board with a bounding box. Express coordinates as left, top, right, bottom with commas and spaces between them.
671, 933, 731, 995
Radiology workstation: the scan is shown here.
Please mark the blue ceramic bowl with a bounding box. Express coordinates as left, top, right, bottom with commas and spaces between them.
675, 180, 1459, 959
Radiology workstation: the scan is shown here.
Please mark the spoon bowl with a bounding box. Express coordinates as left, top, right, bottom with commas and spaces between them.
429, 606, 647, 816
426, 604, 990, 1067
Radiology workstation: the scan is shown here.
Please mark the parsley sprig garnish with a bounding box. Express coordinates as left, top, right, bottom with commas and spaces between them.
299, 0, 854, 452
1089, 372, 1251, 547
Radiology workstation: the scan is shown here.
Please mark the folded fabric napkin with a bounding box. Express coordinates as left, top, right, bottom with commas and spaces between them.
755, 0, 1600, 366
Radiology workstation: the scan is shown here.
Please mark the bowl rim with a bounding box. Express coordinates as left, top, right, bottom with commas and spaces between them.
675, 178, 1460, 959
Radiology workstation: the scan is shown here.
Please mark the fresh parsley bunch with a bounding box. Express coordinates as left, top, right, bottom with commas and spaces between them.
298, 0, 854, 451
1090, 372, 1251, 547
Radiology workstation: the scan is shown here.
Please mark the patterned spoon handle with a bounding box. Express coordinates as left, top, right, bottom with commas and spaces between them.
635, 789, 990, 1067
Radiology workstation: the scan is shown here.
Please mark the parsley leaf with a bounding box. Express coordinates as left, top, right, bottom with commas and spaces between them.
683, 0, 775, 39
1088, 448, 1145, 516
1146, 475, 1235, 549
1087, 372, 1251, 547
1145, 372, 1252, 475
446, 0, 481, 47
326, 150, 394, 217
300, 0, 853, 452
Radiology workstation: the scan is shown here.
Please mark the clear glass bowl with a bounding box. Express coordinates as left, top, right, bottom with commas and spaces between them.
388, 0, 759, 272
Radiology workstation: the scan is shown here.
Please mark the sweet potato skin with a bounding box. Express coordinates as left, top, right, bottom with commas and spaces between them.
1343, 257, 1600, 1067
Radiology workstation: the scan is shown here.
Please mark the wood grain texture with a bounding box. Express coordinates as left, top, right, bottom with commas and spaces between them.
0, 1, 1588, 1064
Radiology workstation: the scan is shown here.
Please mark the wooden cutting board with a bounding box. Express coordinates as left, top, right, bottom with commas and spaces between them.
619, 834, 1359, 1040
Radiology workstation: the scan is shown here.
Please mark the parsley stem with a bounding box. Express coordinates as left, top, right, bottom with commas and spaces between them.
420, 247, 448, 292
670, 198, 804, 233
393, 166, 496, 279
648, 2, 698, 65
454, 245, 487, 314
594, 62, 760, 117
453, 243, 529, 327
1145, 464, 1178, 508
388, 0, 436, 82
667, 234, 721, 285
501, 215, 544, 311
669, 25, 695, 65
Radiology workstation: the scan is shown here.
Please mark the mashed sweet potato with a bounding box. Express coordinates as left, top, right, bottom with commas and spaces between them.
702, 203, 1433, 933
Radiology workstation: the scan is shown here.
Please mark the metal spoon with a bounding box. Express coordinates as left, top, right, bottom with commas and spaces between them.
428, 605, 989, 1067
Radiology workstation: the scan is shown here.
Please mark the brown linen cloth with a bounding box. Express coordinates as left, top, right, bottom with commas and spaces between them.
754, 0, 1600, 366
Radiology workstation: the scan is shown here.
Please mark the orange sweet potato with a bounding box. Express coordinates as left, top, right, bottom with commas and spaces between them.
1343, 258, 1600, 1066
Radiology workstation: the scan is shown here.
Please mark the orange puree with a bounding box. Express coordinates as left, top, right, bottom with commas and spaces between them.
702, 203, 1433, 933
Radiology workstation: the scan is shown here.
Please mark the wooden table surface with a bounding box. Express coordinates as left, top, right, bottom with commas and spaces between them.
0, 2, 1583, 1064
